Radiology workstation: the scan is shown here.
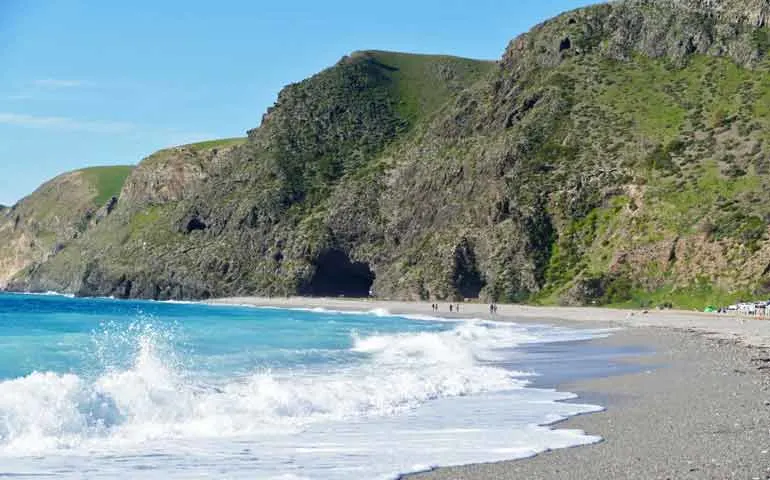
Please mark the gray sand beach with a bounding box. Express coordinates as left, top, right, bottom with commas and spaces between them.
411, 327, 770, 479
211, 298, 770, 479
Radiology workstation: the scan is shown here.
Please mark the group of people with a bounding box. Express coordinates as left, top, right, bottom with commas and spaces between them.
427, 303, 500, 315
430, 303, 461, 313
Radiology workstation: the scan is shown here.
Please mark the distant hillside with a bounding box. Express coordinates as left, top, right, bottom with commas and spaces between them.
0, 165, 133, 287
7, 0, 770, 309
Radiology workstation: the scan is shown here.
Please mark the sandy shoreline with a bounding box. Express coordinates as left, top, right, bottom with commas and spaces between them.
211, 297, 770, 479
411, 327, 770, 480
210, 297, 770, 348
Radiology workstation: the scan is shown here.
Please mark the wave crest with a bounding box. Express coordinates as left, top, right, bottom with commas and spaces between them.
0, 319, 537, 455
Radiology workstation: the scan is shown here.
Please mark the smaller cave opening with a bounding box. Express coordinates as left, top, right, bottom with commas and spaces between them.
559, 37, 572, 52
185, 216, 207, 233
105, 196, 118, 214
302, 249, 375, 298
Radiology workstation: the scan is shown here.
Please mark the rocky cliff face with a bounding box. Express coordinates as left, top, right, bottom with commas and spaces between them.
120, 140, 241, 208
7, 0, 770, 308
503, 0, 768, 72
673, 0, 770, 26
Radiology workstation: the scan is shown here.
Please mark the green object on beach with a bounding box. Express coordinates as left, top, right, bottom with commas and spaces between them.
704, 306, 717, 313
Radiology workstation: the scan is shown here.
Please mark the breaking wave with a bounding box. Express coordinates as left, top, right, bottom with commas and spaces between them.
0, 319, 539, 456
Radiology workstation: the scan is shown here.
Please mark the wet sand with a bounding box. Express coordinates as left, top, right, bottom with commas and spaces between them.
210, 298, 770, 479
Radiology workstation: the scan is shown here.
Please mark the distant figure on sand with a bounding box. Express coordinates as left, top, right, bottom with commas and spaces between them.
449, 304, 453, 313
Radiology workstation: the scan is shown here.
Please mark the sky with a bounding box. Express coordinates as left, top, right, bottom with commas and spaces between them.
0, 0, 597, 205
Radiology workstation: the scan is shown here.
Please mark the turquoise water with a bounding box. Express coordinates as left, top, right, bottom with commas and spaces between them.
0, 293, 608, 479
0, 294, 451, 380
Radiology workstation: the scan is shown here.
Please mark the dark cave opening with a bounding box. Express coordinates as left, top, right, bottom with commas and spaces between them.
302, 249, 375, 298
452, 240, 485, 299
185, 216, 207, 233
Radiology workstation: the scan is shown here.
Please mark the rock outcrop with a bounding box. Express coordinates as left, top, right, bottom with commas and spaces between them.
673, 0, 770, 27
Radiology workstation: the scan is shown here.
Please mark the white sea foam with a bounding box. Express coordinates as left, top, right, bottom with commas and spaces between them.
10, 290, 76, 298
156, 299, 201, 305
0, 321, 532, 454
209, 303, 399, 318
0, 316, 606, 479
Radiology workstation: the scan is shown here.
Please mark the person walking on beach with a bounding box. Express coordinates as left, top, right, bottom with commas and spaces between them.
449, 304, 453, 313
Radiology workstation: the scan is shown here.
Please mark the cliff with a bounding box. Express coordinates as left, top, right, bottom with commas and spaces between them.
6, 0, 770, 308
0, 166, 133, 288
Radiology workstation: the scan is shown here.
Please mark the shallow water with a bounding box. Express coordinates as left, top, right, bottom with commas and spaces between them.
0, 293, 617, 479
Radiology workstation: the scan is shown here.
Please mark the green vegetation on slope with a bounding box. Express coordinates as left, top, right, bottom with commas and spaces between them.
80, 166, 135, 206
256, 50, 495, 207
608, 281, 755, 310
353, 50, 496, 124
517, 49, 770, 306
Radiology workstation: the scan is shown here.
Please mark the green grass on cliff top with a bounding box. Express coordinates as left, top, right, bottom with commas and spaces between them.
181, 137, 247, 151
80, 165, 135, 206
142, 137, 247, 167
353, 50, 496, 124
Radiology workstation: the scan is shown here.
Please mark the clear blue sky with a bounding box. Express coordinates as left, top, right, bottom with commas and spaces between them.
0, 0, 596, 205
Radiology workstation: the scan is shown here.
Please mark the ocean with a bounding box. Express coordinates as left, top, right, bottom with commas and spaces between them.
0, 293, 616, 479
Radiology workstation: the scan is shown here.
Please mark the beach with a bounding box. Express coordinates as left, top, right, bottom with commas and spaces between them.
212, 297, 770, 479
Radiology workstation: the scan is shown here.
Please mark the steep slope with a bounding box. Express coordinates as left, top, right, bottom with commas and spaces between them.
8, 52, 495, 299
9, 0, 770, 307
0, 166, 133, 288
374, 0, 770, 306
